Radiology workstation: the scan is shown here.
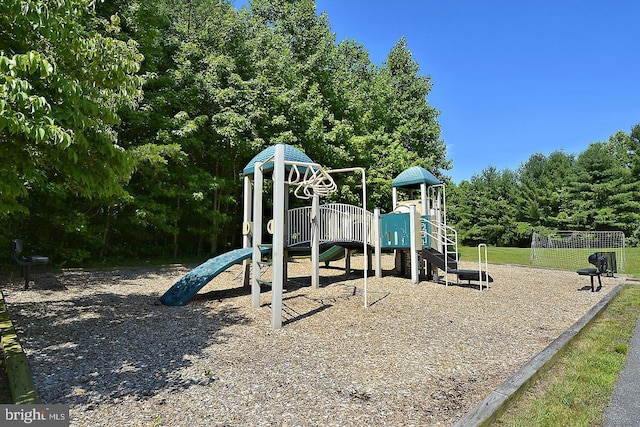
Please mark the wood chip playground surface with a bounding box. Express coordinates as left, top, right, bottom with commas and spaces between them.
0, 255, 624, 426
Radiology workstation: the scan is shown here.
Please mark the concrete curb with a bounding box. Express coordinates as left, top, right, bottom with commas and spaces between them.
454, 282, 626, 427
0, 290, 40, 404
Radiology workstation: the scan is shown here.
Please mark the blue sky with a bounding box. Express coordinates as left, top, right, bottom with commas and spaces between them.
238, 1, 640, 183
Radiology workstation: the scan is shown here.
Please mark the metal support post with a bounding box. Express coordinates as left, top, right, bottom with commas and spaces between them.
271, 145, 285, 329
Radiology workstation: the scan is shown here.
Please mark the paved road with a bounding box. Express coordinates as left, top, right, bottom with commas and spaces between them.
603, 315, 640, 427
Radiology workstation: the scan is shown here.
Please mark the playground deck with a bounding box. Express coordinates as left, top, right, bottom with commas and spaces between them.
0, 255, 622, 426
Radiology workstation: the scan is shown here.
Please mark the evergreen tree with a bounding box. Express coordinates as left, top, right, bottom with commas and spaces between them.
450, 167, 520, 246
516, 151, 575, 229
547, 131, 640, 239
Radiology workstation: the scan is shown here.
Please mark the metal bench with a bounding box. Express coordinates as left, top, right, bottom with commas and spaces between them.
10, 239, 49, 290
576, 253, 607, 292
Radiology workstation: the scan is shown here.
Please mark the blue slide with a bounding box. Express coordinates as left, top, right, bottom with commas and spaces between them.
160, 247, 260, 306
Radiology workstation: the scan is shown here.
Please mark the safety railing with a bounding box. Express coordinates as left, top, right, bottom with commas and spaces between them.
287, 203, 375, 247
478, 243, 489, 291
421, 216, 459, 286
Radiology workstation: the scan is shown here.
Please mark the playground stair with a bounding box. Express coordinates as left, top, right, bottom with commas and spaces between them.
456, 269, 494, 283
421, 247, 494, 286
421, 247, 458, 272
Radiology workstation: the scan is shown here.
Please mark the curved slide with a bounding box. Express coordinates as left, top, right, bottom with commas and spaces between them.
319, 245, 345, 266
160, 247, 261, 306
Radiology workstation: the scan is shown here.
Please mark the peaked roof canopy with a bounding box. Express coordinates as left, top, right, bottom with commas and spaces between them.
242, 144, 314, 176
392, 166, 441, 188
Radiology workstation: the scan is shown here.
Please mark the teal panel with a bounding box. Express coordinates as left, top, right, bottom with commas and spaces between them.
380, 213, 413, 249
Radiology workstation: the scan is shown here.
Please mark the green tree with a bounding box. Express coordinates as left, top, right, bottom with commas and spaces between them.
561, 141, 633, 233
0, 0, 143, 216
559, 130, 640, 243
2, 0, 452, 263
378, 37, 445, 169
449, 167, 521, 246
450, 125, 640, 248
111, 0, 251, 258
116, 0, 449, 257
516, 151, 575, 229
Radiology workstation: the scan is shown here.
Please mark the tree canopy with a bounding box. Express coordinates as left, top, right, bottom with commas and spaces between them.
1, 0, 447, 263
0, 0, 143, 216
2, 0, 638, 264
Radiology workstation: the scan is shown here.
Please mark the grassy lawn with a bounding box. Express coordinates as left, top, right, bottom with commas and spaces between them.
460, 246, 640, 278
493, 285, 640, 426
459, 246, 531, 266
0, 350, 11, 403
457, 245, 640, 425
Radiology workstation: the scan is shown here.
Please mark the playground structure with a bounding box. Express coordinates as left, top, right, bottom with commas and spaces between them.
385, 166, 492, 288
160, 144, 492, 328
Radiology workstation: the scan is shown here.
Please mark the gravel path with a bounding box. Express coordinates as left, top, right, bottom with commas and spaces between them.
1, 255, 621, 426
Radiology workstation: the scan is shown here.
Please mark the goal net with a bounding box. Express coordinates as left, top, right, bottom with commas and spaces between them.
530, 230, 626, 272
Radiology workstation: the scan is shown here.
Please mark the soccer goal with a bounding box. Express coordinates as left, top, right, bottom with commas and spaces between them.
530, 230, 626, 272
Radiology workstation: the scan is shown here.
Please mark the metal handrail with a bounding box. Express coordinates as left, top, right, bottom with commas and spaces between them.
478, 243, 489, 291
421, 216, 459, 286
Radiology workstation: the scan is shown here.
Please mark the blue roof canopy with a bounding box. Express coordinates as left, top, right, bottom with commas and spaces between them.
242, 144, 315, 176
392, 166, 441, 188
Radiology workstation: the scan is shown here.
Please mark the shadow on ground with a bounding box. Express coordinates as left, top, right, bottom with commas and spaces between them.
1, 268, 247, 407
